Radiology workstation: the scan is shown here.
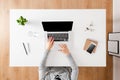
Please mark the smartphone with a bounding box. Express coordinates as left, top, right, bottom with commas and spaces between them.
87, 42, 96, 54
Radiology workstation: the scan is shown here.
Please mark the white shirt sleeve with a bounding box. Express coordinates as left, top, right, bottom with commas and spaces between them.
38, 50, 50, 80
66, 54, 79, 80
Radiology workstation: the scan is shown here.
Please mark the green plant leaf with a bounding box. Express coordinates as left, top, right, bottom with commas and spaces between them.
16, 16, 28, 26
16, 20, 20, 23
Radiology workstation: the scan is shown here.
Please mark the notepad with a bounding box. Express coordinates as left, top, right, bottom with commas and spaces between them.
84, 39, 98, 53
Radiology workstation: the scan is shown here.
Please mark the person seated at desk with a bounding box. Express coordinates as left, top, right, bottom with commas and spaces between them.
39, 37, 78, 80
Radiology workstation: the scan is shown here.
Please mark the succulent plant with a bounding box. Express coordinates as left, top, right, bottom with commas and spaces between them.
16, 16, 28, 26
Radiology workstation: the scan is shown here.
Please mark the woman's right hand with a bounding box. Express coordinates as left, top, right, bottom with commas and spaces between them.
46, 37, 54, 50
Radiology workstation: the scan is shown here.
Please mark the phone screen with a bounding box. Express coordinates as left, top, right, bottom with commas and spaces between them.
87, 44, 96, 53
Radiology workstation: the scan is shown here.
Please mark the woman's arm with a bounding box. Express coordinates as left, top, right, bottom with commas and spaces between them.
39, 50, 50, 69
39, 50, 50, 80
66, 54, 78, 80
39, 37, 54, 80
59, 44, 78, 80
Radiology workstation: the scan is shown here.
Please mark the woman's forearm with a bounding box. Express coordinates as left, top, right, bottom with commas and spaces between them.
39, 50, 50, 70
66, 54, 77, 68
66, 54, 79, 80
38, 50, 50, 80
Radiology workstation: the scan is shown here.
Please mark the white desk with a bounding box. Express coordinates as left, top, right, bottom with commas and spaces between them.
10, 9, 106, 67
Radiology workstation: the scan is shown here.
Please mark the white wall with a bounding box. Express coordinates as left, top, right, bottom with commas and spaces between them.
113, 57, 120, 80
113, 0, 120, 80
113, 0, 120, 32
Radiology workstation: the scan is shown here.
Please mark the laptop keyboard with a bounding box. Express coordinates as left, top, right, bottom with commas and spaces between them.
47, 33, 68, 41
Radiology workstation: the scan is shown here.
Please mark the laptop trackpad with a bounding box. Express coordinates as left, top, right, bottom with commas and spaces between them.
51, 42, 69, 51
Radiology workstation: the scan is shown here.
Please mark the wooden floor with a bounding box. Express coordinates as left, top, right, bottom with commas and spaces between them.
0, 0, 113, 80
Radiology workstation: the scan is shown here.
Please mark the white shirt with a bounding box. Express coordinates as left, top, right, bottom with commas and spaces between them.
39, 50, 78, 80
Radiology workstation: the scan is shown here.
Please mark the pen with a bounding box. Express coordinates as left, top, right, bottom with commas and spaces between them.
23, 42, 28, 55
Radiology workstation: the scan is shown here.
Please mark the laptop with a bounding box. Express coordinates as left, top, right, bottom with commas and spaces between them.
42, 21, 73, 51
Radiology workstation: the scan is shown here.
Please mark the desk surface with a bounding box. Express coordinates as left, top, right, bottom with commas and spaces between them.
10, 9, 106, 67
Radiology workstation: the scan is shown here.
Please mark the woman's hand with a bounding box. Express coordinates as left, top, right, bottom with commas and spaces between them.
46, 37, 54, 50
59, 44, 70, 55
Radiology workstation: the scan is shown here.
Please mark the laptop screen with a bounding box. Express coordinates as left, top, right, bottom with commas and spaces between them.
42, 21, 73, 32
